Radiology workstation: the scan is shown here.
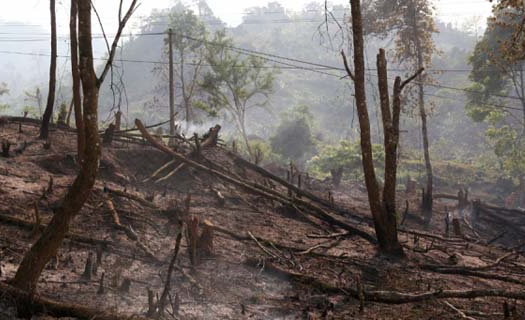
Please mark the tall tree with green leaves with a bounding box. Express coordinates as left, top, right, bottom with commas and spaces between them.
270, 105, 316, 165
374, 0, 438, 224
158, 3, 208, 127
200, 31, 275, 160
467, 7, 525, 207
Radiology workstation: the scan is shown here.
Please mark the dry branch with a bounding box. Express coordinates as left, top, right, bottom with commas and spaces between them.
0, 213, 110, 247
135, 119, 376, 244
0, 282, 148, 320
152, 124, 221, 183
104, 186, 158, 209
106, 199, 158, 262
156, 224, 183, 318
244, 258, 525, 304
226, 148, 368, 224
442, 301, 477, 320
420, 264, 525, 286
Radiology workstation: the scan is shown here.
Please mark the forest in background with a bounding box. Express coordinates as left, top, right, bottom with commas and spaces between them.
0, 1, 521, 202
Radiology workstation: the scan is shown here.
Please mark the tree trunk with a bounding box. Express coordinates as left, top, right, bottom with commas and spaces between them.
411, 0, 433, 224
114, 111, 122, 131
347, 0, 403, 256
238, 113, 253, 160
11, 0, 101, 294
39, 0, 57, 140
330, 167, 344, 187
377, 50, 403, 255
70, 0, 85, 163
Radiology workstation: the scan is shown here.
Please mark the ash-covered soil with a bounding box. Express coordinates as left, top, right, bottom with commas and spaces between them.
0, 119, 524, 319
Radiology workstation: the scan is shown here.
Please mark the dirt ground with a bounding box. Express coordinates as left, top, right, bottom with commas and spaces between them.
0, 119, 524, 319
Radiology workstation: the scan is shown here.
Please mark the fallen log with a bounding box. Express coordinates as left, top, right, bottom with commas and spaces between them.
151, 124, 221, 183
0, 213, 110, 247
434, 193, 460, 201
360, 287, 525, 304
208, 221, 350, 259
135, 119, 377, 244
419, 264, 525, 286
480, 203, 525, 216
0, 282, 147, 320
244, 257, 525, 304
225, 148, 368, 224
479, 207, 525, 235
103, 118, 172, 135
104, 186, 158, 209
398, 228, 466, 243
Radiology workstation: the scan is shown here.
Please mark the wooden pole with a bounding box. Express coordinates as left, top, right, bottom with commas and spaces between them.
168, 29, 175, 145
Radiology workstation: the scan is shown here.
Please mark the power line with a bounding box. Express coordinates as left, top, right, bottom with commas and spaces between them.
422, 82, 524, 102
1, 28, 523, 105
425, 92, 524, 114
0, 49, 343, 77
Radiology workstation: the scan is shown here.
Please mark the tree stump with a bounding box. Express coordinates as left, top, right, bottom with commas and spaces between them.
406, 177, 417, 195
452, 218, 462, 237
102, 123, 116, 145
82, 252, 94, 281
1, 139, 11, 158
198, 220, 215, 257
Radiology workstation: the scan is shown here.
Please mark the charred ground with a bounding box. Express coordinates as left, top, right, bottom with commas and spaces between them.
0, 119, 524, 319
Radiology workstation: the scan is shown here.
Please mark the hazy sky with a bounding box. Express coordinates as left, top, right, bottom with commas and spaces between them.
0, 0, 494, 34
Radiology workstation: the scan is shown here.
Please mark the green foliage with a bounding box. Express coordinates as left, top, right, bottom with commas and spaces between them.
200, 31, 275, 119
467, 7, 525, 182
486, 126, 525, 179
308, 141, 384, 181
200, 30, 276, 157
466, 11, 515, 124
157, 2, 210, 124
0, 82, 8, 96
490, 0, 525, 61
372, 0, 438, 68
229, 137, 276, 163
22, 106, 40, 118
0, 83, 9, 112
270, 105, 315, 163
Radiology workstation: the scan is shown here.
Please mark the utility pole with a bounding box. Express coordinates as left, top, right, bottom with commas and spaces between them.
168, 28, 175, 145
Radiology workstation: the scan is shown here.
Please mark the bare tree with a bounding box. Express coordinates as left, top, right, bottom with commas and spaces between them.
24, 87, 43, 116
11, 0, 138, 296
70, 0, 84, 163
341, 0, 422, 256
39, 0, 57, 139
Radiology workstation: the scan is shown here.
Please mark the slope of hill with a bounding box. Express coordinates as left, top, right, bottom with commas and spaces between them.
0, 117, 524, 319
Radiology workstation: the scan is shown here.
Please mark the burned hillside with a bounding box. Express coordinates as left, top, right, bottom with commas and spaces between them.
0, 117, 524, 319
1, 0, 525, 319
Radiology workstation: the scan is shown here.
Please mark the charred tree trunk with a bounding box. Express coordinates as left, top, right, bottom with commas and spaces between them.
70, 0, 85, 163
39, 0, 57, 140
345, 0, 403, 256
342, 3, 423, 256
114, 111, 122, 131
11, 0, 101, 295
376, 49, 403, 254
